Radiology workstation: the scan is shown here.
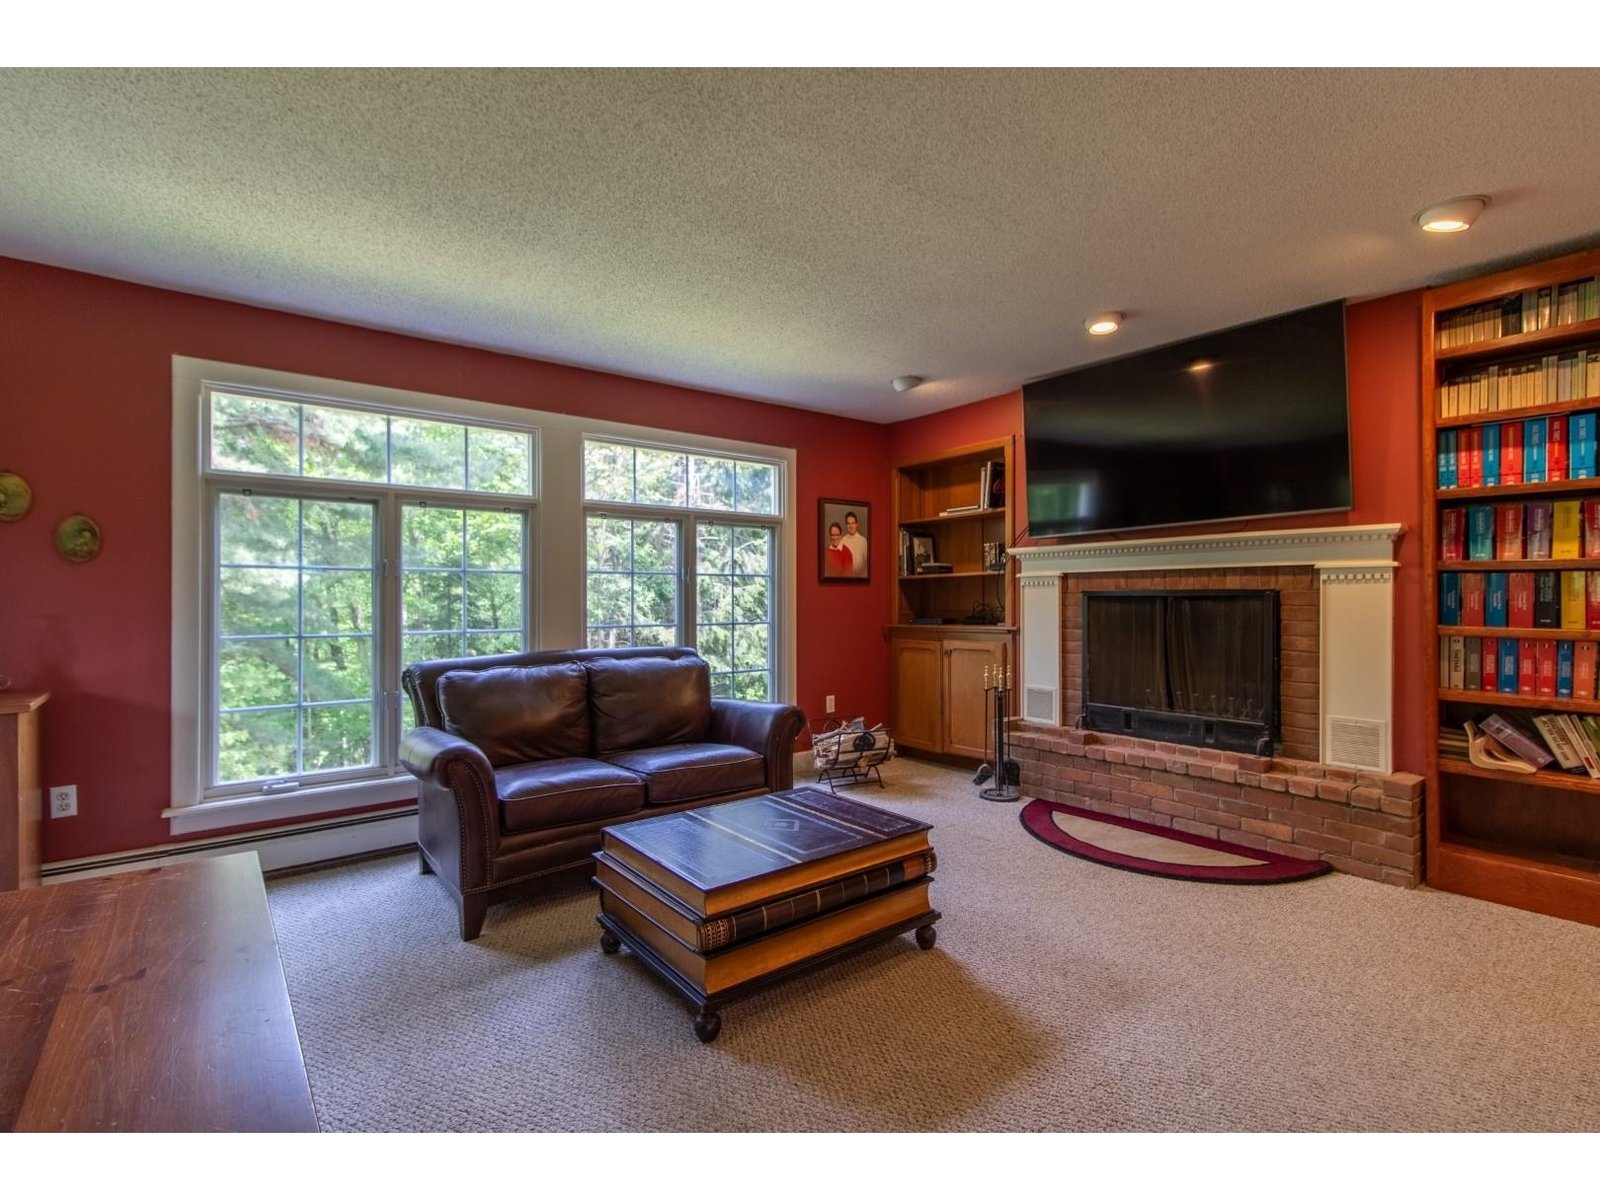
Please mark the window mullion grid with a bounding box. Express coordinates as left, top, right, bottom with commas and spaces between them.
378, 492, 401, 775
683, 516, 696, 650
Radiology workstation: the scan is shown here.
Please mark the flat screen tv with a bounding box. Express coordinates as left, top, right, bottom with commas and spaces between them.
1023, 300, 1352, 539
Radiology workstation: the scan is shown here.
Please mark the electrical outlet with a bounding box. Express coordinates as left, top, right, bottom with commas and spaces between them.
50, 784, 78, 818
825, 694, 836, 714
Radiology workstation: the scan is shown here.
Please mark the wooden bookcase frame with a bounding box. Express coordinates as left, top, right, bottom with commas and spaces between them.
1422, 245, 1600, 926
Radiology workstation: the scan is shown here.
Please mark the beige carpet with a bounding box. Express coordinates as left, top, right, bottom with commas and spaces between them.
266, 758, 1600, 1132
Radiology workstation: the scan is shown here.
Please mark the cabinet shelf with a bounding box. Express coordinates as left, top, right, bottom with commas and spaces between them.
899, 508, 1006, 527
898, 570, 1006, 582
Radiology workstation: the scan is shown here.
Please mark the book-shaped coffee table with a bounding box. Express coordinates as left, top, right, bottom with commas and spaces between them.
595, 786, 939, 1043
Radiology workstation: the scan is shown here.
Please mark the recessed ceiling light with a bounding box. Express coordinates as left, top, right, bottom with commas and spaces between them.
1085, 312, 1123, 336
891, 375, 925, 392
1415, 195, 1488, 233
1187, 359, 1215, 373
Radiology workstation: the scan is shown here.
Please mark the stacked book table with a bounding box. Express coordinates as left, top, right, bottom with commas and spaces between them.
595, 787, 939, 1043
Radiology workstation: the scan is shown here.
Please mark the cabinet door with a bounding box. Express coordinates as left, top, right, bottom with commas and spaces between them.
891, 637, 943, 752
944, 639, 1005, 760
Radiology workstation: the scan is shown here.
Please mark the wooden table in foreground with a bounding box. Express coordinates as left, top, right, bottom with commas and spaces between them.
0, 851, 317, 1132
595, 787, 940, 1043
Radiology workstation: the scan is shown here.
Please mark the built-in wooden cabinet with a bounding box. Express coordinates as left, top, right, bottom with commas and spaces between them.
1423, 245, 1600, 926
1, 691, 48, 892
889, 439, 1015, 763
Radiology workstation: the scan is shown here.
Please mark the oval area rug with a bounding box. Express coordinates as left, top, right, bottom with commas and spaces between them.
1020, 798, 1332, 884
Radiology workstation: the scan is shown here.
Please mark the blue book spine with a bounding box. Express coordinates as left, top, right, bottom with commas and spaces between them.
1498, 638, 1520, 694
1571, 413, 1596, 480
1485, 572, 1509, 627
1440, 572, 1462, 625
1445, 430, 1459, 489
1482, 422, 1501, 488
1527, 418, 1548, 483
1437, 431, 1453, 489
1467, 505, 1496, 560
1558, 640, 1575, 698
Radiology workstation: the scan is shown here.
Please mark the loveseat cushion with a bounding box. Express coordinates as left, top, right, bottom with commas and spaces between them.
587, 655, 712, 754
604, 743, 764, 805
495, 758, 645, 833
436, 662, 590, 768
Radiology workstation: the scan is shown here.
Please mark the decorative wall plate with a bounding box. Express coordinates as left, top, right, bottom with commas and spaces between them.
55, 513, 102, 563
0, 471, 31, 521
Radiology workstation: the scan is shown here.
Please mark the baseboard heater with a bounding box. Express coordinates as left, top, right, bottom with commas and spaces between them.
41, 806, 418, 884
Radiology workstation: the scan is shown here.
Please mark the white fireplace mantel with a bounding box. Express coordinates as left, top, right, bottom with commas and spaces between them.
1009, 524, 1405, 771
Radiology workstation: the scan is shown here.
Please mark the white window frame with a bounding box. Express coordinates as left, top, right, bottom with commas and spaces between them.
170, 357, 796, 835
582, 435, 786, 698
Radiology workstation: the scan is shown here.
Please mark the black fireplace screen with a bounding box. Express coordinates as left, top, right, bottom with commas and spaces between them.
1082, 590, 1280, 751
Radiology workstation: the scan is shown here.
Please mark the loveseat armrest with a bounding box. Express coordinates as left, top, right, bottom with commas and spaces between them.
400, 726, 496, 792
709, 699, 807, 790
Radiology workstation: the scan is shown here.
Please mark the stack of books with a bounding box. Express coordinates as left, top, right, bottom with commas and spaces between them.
1462, 710, 1600, 779
594, 789, 938, 996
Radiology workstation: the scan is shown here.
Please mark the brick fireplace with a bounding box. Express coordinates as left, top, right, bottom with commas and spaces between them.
1008, 524, 1425, 886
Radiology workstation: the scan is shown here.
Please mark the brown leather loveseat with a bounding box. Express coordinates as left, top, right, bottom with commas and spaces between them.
400, 646, 805, 939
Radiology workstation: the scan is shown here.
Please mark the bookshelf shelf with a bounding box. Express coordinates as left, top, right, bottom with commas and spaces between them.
1424, 245, 1600, 925
1437, 394, 1600, 431
1436, 559, 1599, 570
1434, 314, 1600, 365
1439, 757, 1600, 798
1438, 688, 1600, 713
1435, 478, 1600, 501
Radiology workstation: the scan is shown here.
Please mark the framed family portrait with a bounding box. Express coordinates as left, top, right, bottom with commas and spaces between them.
819, 498, 870, 583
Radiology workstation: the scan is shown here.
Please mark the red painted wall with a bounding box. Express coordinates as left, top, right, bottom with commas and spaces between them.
886, 291, 1426, 772
0, 257, 890, 862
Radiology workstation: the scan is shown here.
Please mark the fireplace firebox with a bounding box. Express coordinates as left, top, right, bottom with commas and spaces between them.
1081, 589, 1280, 754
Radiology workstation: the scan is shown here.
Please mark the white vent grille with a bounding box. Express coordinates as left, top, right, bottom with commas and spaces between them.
1326, 715, 1386, 772
1024, 685, 1057, 724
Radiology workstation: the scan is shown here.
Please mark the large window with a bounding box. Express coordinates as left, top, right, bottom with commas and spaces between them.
203, 386, 536, 796
583, 439, 781, 699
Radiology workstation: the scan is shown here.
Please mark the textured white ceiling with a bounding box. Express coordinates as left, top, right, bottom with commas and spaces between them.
2, 68, 1599, 423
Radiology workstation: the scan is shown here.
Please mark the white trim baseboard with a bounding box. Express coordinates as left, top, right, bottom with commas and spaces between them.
43, 807, 418, 885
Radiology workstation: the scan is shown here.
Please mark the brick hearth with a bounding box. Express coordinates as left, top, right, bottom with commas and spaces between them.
1012, 726, 1424, 886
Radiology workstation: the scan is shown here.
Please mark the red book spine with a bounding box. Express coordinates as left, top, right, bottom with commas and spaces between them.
1441, 509, 1466, 561
1508, 571, 1535, 628
1548, 416, 1569, 481
1501, 421, 1524, 484
1481, 636, 1499, 692
1588, 572, 1600, 630
1495, 503, 1525, 560
1465, 426, 1482, 488
1585, 499, 1600, 559
1461, 573, 1487, 625
1519, 640, 1538, 695
1576, 641, 1598, 701
1536, 639, 1558, 696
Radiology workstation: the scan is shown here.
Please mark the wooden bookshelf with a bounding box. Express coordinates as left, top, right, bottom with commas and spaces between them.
889, 438, 1014, 761
1424, 245, 1600, 926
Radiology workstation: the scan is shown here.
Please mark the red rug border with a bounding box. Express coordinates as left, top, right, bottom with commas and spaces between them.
1020, 797, 1333, 884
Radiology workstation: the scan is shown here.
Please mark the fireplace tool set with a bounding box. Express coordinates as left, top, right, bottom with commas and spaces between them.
974, 663, 1020, 802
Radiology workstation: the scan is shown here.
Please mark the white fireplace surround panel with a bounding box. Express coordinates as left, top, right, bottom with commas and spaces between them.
1008, 524, 1404, 771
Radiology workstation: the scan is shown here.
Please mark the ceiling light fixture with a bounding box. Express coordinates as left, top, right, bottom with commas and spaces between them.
1085, 312, 1124, 336
891, 375, 924, 392
1415, 195, 1488, 234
